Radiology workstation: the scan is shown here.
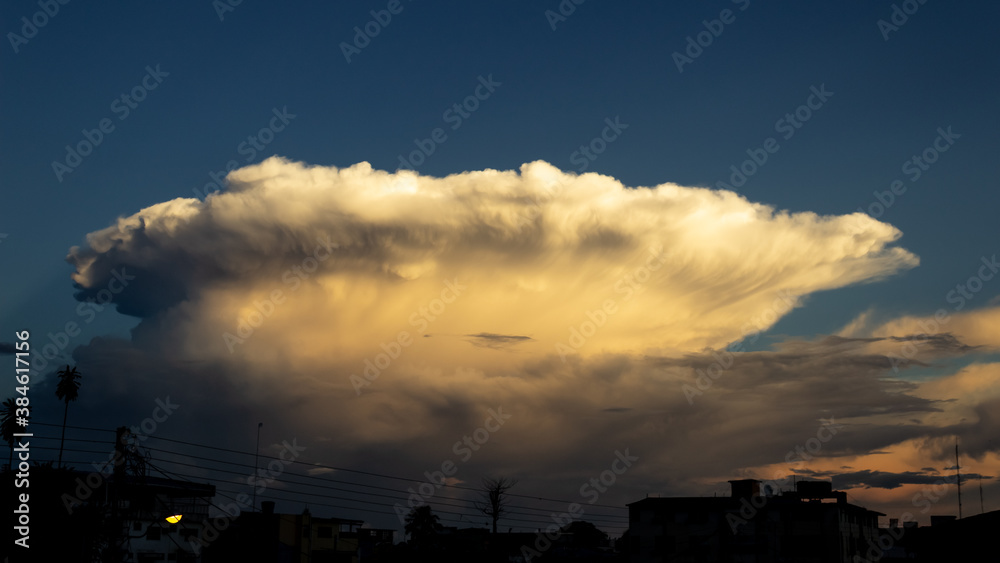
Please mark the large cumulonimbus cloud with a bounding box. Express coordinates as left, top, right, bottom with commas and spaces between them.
67, 157, 917, 357
61, 157, 959, 523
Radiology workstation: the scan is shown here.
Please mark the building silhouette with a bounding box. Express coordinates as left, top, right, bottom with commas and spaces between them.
1, 464, 215, 563
202, 501, 394, 563
880, 509, 1000, 563
627, 479, 881, 562
121, 475, 216, 562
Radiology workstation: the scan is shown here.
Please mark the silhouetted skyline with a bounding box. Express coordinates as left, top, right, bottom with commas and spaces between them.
2, 3, 999, 557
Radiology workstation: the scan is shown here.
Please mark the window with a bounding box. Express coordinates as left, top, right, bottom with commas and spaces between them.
147, 526, 161, 541
318, 526, 333, 538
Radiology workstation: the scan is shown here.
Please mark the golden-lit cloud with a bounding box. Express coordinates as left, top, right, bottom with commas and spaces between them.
65, 157, 998, 522
68, 156, 918, 358
870, 306, 1000, 350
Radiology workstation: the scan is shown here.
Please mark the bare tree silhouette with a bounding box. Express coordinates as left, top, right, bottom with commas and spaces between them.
476, 476, 518, 534
55, 364, 82, 467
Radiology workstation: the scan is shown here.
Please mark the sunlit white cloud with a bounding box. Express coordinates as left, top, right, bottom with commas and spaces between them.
63, 157, 985, 525
67, 156, 918, 356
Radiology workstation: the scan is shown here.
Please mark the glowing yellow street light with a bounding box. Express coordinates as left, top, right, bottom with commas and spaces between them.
165, 514, 183, 524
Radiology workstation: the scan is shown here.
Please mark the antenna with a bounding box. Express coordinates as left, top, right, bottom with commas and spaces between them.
955, 440, 962, 519
980, 476, 985, 515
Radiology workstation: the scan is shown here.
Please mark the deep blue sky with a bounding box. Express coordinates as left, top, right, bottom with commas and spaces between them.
2, 0, 999, 530
4, 1, 998, 349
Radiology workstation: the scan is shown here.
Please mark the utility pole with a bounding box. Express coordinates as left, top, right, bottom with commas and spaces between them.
955, 441, 962, 519
110, 426, 129, 563
980, 476, 985, 514
253, 422, 263, 512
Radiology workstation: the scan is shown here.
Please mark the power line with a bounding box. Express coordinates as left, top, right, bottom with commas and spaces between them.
141, 433, 629, 511
50, 454, 629, 534
24, 421, 630, 530
146, 455, 627, 528
136, 444, 627, 523
30, 420, 116, 433
145, 459, 465, 527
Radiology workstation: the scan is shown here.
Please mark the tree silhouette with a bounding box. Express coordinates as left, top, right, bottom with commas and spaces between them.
562, 520, 608, 549
1, 397, 26, 468
404, 505, 442, 548
55, 365, 82, 467
476, 477, 518, 534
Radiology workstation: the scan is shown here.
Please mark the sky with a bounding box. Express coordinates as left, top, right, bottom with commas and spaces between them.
2, 0, 1000, 537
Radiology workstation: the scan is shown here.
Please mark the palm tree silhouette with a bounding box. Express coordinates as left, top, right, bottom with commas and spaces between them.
55, 365, 82, 468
